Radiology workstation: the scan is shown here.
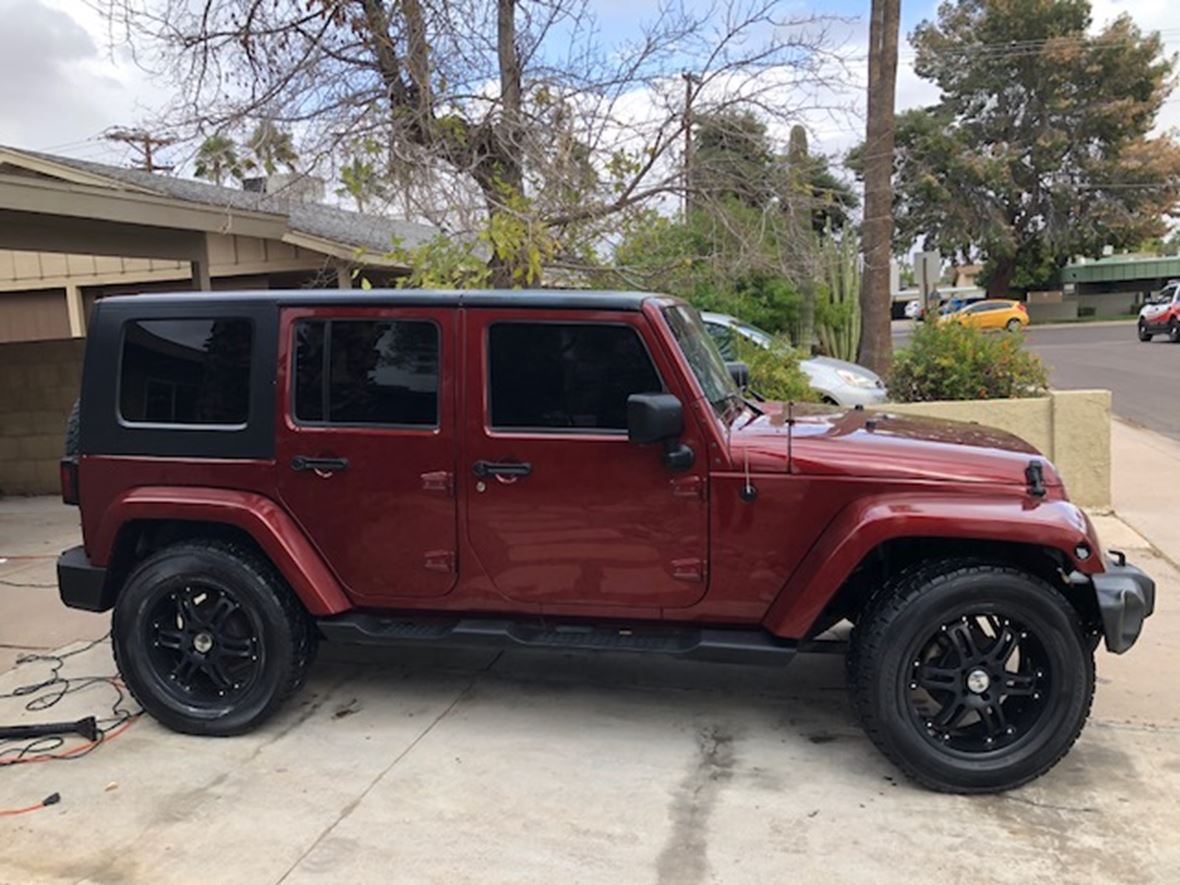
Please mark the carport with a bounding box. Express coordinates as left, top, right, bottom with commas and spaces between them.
0, 146, 434, 494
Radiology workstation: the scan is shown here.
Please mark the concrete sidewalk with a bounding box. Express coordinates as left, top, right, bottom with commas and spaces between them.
1111, 418, 1180, 565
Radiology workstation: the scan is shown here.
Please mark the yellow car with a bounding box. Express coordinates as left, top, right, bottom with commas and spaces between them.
943, 299, 1029, 331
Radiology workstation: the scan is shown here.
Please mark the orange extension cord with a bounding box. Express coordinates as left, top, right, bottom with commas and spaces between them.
0, 715, 140, 815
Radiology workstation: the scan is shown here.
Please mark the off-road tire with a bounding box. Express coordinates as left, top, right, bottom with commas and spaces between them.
112, 540, 316, 736
1138, 321, 1153, 342
64, 400, 80, 457
849, 560, 1094, 793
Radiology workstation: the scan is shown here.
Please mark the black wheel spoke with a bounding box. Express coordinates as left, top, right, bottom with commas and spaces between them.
206, 594, 240, 630
916, 665, 959, 692
205, 657, 235, 691
219, 636, 254, 658
980, 703, 1007, 738
156, 628, 185, 651
1003, 673, 1037, 696
172, 655, 201, 689
934, 701, 969, 730
946, 621, 980, 662
987, 626, 1018, 666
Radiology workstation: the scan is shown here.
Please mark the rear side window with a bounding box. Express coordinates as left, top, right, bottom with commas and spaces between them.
488, 322, 662, 432
119, 318, 252, 426
293, 319, 439, 427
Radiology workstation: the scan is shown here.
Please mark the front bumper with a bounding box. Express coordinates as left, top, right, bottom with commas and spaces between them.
57, 545, 113, 612
1086, 551, 1156, 654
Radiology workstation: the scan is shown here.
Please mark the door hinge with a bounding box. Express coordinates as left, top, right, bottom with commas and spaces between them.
420, 470, 454, 496
423, 550, 456, 574
670, 475, 705, 499
671, 558, 705, 582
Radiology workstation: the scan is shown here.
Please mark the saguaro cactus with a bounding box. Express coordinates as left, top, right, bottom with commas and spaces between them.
815, 231, 863, 361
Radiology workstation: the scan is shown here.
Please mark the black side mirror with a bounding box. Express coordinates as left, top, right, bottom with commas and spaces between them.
627, 393, 694, 471
726, 361, 749, 389
627, 393, 683, 444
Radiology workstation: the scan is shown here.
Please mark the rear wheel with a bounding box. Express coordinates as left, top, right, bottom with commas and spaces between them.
1005, 318, 1021, 332
1139, 321, 1153, 342
849, 561, 1094, 793
112, 540, 316, 736
1170, 320, 1180, 343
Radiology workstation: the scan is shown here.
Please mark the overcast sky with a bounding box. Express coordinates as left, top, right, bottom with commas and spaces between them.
0, 0, 1175, 172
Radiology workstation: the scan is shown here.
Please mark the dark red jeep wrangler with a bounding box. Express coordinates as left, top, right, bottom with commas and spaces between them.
57, 290, 1153, 792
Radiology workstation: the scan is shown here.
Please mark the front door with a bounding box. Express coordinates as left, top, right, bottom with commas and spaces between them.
463, 309, 709, 610
276, 306, 458, 604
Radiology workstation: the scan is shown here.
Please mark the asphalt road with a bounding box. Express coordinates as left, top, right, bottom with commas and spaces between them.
892, 320, 1180, 441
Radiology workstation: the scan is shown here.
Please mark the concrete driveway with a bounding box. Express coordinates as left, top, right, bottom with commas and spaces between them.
1, 500, 1177, 883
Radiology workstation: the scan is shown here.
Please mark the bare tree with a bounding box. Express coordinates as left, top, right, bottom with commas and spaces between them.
97, 0, 850, 285
859, 0, 900, 373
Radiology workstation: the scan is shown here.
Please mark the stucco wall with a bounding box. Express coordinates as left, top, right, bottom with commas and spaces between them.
0, 338, 83, 495
879, 389, 1111, 510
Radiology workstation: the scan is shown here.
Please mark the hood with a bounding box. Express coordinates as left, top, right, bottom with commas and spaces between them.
730, 403, 1061, 489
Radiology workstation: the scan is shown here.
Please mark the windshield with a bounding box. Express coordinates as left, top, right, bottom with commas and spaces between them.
734, 321, 774, 348
662, 304, 742, 418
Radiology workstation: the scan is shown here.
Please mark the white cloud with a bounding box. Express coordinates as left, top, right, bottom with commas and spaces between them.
0, 0, 171, 163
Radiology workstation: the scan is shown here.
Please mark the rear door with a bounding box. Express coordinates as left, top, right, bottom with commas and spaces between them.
462, 308, 710, 611
275, 305, 459, 605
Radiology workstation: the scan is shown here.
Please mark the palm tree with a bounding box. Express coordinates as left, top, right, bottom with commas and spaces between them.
859, 0, 901, 374
246, 122, 298, 176
193, 134, 244, 185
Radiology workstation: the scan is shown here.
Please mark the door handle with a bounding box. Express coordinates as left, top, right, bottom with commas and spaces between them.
292, 455, 349, 475
472, 460, 532, 478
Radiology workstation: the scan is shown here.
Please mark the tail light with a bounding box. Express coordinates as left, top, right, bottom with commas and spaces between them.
1017, 303, 1028, 314
59, 457, 79, 506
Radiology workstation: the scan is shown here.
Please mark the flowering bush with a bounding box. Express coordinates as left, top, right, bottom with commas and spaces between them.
889, 321, 1048, 402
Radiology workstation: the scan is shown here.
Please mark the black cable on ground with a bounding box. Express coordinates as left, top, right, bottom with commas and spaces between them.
0, 634, 141, 767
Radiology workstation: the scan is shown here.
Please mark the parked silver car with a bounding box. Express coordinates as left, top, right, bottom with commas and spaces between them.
701, 311, 887, 406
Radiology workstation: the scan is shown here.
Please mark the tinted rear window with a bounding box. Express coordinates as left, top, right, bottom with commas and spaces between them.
119, 319, 252, 425
293, 319, 439, 426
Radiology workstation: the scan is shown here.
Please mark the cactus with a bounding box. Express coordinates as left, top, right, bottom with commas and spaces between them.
815, 230, 862, 361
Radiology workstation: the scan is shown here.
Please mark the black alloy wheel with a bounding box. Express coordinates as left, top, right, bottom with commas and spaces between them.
147, 584, 262, 704
849, 561, 1094, 793
906, 613, 1050, 754
113, 540, 315, 735
1138, 321, 1152, 342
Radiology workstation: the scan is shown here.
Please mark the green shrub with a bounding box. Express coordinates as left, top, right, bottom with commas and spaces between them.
735, 335, 817, 402
889, 322, 1048, 402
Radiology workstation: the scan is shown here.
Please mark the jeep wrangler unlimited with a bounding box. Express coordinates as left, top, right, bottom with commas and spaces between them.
56, 290, 1154, 793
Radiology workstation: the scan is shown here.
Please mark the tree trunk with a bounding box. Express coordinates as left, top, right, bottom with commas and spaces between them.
858, 0, 901, 375
987, 258, 1014, 298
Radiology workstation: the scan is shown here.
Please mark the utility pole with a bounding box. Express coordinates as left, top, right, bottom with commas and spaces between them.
682, 72, 699, 217
858, 0, 901, 375
103, 127, 176, 173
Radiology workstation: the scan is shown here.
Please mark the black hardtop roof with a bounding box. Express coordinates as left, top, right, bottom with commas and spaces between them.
96, 289, 667, 312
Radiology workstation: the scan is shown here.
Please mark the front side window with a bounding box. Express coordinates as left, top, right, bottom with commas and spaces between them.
119, 318, 252, 425
294, 319, 439, 426
488, 322, 661, 431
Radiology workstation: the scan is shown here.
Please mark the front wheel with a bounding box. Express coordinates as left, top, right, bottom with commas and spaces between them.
112, 540, 316, 736
849, 561, 1094, 793
1139, 321, 1153, 342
